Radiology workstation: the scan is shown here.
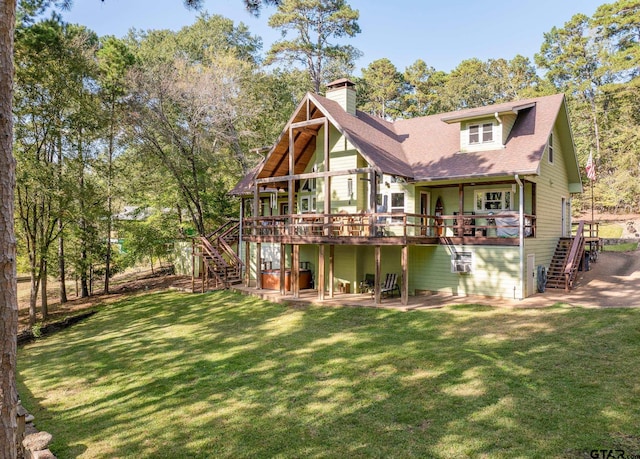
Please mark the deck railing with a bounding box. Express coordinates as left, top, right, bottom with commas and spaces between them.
242, 212, 536, 240
572, 221, 599, 239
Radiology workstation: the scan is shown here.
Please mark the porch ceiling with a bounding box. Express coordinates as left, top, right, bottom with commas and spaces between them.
258, 100, 325, 181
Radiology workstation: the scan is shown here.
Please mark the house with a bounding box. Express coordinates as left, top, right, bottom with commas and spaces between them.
223, 79, 584, 305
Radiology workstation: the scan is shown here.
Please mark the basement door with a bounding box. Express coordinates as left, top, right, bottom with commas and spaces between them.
527, 254, 535, 297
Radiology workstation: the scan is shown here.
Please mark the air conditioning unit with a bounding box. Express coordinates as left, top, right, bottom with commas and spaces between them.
454, 263, 471, 273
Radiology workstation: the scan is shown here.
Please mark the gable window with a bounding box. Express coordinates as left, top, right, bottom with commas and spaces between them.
301, 177, 316, 191
469, 123, 493, 144
548, 133, 554, 164
475, 190, 513, 212
451, 251, 473, 273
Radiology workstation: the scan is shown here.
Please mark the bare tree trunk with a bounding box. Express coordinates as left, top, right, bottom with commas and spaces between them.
58, 223, 67, 303
57, 133, 67, 303
40, 258, 48, 321
104, 98, 115, 294
28, 260, 38, 327
80, 246, 89, 298
78, 132, 89, 298
0, 0, 18, 456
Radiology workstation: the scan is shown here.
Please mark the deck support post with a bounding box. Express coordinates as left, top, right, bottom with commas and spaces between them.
323, 119, 331, 236
244, 241, 250, 287
280, 243, 286, 295
401, 245, 408, 306
318, 245, 325, 301
457, 184, 464, 235
292, 244, 300, 299
202, 255, 207, 293
191, 238, 195, 293
256, 242, 262, 289
329, 245, 334, 298
369, 170, 377, 212
374, 245, 381, 305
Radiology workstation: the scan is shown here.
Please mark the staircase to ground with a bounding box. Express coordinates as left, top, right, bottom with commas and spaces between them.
198, 220, 243, 289
545, 221, 585, 291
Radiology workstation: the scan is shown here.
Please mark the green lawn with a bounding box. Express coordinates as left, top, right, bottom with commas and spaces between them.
603, 242, 638, 252
18, 291, 640, 459
598, 223, 623, 239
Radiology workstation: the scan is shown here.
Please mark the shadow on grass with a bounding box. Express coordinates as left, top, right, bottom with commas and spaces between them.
18, 291, 640, 458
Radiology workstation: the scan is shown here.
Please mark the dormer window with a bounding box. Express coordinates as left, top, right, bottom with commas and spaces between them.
469, 123, 493, 144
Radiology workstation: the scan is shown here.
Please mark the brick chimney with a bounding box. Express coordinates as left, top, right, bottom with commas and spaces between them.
326, 78, 356, 115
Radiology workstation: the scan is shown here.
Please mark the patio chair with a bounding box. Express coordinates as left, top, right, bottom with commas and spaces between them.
359, 273, 375, 293
369, 273, 400, 299
380, 273, 400, 299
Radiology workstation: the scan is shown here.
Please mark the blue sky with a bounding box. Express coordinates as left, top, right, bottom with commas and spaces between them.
63, 0, 606, 74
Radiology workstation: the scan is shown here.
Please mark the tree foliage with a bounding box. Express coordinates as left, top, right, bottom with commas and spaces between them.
124, 15, 266, 235
536, 2, 640, 213
357, 58, 405, 119
266, 0, 361, 93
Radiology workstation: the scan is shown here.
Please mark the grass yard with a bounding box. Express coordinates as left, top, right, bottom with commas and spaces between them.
598, 223, 624, 239
18, 291, 640, 459
603, 242, 638, 252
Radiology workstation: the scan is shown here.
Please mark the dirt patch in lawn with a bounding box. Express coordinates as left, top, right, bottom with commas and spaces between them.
17, 269, 193, 334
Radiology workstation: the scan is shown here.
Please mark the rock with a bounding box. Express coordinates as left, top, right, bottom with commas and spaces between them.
22, 431, 53, 451
24, 422, 39, 436
17, 404, 28, 417
30, 449, 57, 459
25, 414, 35, 423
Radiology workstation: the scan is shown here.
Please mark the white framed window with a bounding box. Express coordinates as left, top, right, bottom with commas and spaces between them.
475, 190, 513, 212
390, 192, 405, 213
390, 192, 405, 222
548, 133, 554, 164
482, 123, 493, 142
451, 251, 473, 273
469, 123, 493, 144
299, 196, 316, 213
301, 177, 316, 191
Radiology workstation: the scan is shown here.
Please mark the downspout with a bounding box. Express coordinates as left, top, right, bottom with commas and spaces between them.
515, 174, 524, 299
238, 198, 244, 278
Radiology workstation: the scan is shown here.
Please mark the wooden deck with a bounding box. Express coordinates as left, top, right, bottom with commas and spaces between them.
241, 212, 535, 246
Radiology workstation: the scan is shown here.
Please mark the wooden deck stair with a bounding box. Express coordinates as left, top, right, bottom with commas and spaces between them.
545, 221, 586, 291
199, 220, 243, 289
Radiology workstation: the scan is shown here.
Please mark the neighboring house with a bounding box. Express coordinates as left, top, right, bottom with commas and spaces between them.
227, 79, 583, 304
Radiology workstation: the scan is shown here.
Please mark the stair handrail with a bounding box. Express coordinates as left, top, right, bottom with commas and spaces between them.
199, 238, 227, 287
200, 236, 230, 269
219, 220, 240, 242
563, 220, 585, 290
206, 221, 243, 270
218, 236, 244, 269
205, 219, 239, 241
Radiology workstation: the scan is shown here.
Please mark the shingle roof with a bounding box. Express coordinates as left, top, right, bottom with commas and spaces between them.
394, 93, 566, 181
310, 94, 410, 177
234, 92, 572, 192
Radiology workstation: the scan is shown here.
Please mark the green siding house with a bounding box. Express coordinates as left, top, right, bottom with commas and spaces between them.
230, 79, 583, 304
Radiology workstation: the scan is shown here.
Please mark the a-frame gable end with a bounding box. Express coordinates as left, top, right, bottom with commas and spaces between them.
306, 93, 386, 176
256, 94, 326, 180
556, 97, 583, 194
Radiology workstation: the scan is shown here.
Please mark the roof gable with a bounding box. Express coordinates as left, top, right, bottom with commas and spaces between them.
234, 92, 581, 194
